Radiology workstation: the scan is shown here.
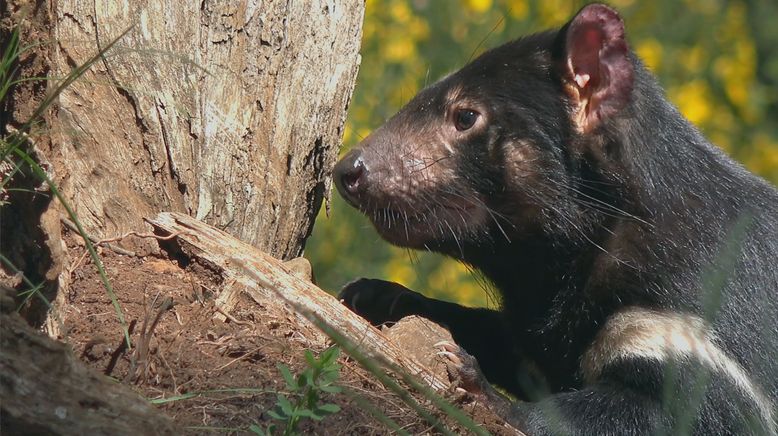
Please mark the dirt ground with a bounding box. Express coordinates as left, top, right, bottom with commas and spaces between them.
52, 227, 513, 435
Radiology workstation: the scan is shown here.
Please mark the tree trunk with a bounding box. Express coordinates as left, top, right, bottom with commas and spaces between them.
45, 0, 363, 259
2, 1, 364, 433
2, 0, 362, 323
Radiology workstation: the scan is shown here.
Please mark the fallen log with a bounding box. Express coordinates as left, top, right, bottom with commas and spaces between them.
0, 286, 177, 435
146, 211, 451, 391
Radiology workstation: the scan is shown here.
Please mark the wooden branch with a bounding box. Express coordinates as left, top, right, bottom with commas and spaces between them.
0, 287, 176, 435
147, 212, 451, 391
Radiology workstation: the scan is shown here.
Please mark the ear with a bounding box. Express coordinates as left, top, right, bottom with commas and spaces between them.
555, 4, 633, 133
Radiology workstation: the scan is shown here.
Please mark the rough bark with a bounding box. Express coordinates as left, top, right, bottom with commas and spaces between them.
0, 287, 177, 435
46, 0, 363, 259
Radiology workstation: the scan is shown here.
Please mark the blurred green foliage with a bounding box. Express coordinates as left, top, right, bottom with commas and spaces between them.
305, 0, 778, 308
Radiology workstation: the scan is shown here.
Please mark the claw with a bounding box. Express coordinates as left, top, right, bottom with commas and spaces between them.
436, 350, 460, 361
434, 340, 458, 352
437, 350, 453, 358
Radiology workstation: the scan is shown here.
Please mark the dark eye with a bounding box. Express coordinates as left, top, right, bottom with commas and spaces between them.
454, 109, 479, 131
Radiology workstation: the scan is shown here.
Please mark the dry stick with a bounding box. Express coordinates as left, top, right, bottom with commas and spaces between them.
158, 347, 179, 394
214, 305, 252, 327
60, 215, 136, 256
213, 346, 265, 372
126, 293, 174, 383
62, 215, 190, 273
62, 215, 191, 255
94, 229, 191, 245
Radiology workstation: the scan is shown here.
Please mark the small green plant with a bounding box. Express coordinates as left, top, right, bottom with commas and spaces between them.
251, 346, 343, 436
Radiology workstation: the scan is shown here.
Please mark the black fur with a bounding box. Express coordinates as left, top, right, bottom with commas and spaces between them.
333, 4, 778, 434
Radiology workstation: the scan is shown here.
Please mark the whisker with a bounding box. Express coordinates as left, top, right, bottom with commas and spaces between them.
403, 209, 410, 241
540, 173, 653, 228
443, 219, 464, 258
544, 202, 638, 270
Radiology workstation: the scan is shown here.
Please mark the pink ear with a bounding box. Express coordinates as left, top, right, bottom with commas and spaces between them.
563, 4, 633, 132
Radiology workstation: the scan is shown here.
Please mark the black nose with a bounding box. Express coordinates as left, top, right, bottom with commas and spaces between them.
333, 149, 367, 206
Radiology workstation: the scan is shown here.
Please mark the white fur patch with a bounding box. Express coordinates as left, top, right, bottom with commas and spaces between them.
582, 307, 775, 432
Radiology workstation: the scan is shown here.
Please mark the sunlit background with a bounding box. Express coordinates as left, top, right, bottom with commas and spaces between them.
305, 0, 778, 308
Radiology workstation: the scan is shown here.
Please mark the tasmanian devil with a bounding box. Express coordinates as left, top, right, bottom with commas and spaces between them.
332, 4, 777, 435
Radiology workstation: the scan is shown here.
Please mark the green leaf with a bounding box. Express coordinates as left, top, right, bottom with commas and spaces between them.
319, 384, 342, 394
320, 346, 340, 366
318, 370, 340, 384
248, 424, 266, 435
316, 403, 341, 415
266, 409, 285, 421
277, 363, 296, 390
304, 349, 317, 368
276, 394, 294, 416
295, 409, 318, 419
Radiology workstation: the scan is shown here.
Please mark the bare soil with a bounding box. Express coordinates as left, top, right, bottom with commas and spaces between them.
55, 228, 513, 435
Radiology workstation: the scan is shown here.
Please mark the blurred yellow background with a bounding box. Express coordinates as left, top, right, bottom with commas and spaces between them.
306, 0, 778, 308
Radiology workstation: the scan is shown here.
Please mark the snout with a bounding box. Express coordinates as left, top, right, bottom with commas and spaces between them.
333, 148, 368, 207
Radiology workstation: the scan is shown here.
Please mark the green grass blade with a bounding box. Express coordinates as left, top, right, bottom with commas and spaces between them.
1, 26, 21, 102
341, 387, 410, 436
659, 212, 755, 435
1, 24, 136, 348
149, 388, 276, 405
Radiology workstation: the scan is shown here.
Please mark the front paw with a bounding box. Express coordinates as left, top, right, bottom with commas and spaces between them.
436, 341, 492, 397
436, 341, 514, 417
338, 278, 426, 326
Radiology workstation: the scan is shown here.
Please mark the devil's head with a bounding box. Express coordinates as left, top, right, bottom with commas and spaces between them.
334, 4, 641, 258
